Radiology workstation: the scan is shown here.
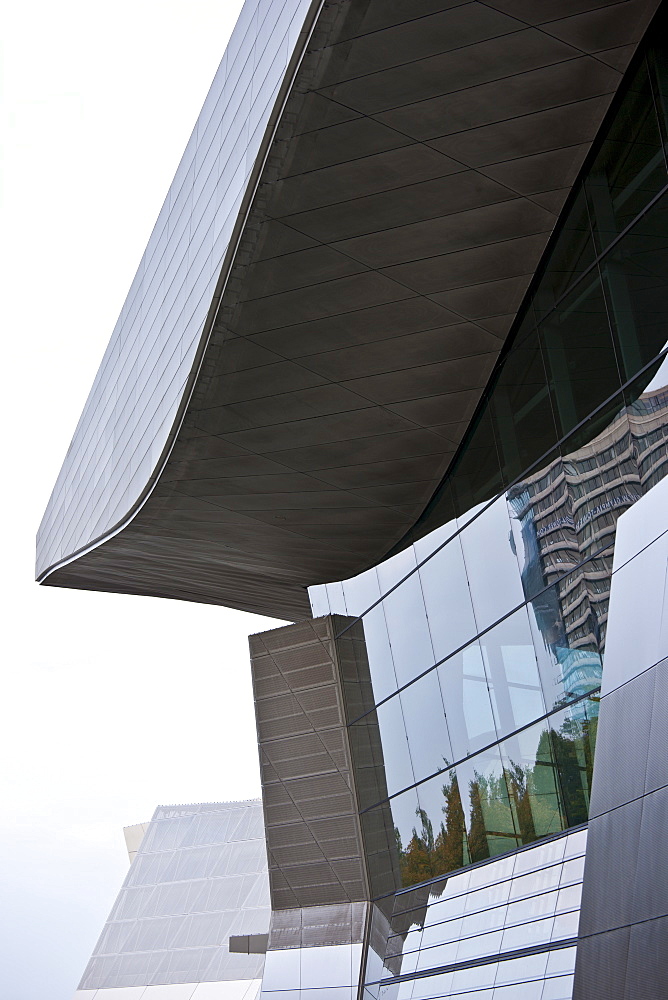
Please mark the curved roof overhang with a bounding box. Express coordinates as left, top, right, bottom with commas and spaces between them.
39, 0, 661, 621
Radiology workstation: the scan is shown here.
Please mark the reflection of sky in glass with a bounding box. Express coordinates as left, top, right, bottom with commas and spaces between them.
643, 350, 668, 391
364, 830, 585, 996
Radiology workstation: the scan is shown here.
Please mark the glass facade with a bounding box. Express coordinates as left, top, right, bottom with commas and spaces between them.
365, 828, 586, 1000
79, 801, 269, 991
309, 34, 668, 901
262, 937, 364, 1000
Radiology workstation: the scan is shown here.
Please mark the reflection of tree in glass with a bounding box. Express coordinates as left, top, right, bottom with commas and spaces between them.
505, 762, 537, 844
394, 706, 597, 888
545, 711, 598, 827
396, 774, 469, 888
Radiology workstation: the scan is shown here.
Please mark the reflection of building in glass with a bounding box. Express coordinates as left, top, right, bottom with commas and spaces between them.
508, 384, 668, 682
38, 4, 668, 1000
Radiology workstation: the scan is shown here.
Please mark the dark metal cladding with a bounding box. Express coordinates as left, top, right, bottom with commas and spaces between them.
38, 0, 661, 620
249, 614, 399, 909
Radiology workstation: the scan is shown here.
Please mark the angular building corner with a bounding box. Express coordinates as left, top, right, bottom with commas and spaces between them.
75, 800, 270, 998
37, 2, 668, 998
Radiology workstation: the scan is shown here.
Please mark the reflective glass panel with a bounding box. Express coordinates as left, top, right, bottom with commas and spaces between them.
540, 273, 621, 440
400, 670, 452, 785
600, 190, 668, 381
414, 768, 471, 881
374, 697, 415, 798
458, 495, 525, 633
438, 642, 498, 761
380, 571, 435, 689
479, 605, 546, 738
489, 318, 558, 487
500, 720, 565, 844
341, 566, 382, 618
585, 57, 667, 254
418, 532, 478, 664
359, 604, 399, 706
533, 186, 595, 321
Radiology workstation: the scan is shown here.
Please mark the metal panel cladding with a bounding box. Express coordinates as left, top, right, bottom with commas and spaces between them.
36, 0, 314, 580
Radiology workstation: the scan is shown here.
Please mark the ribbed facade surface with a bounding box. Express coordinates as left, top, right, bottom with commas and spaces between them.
572, 475, 668, 998
76, 800, 269, 999
38, 0, 663, 619
37, 0, 313, 579
50, 4, 668, 1000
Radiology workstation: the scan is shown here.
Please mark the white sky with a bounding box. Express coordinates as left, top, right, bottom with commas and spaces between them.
0, 3, 286, 997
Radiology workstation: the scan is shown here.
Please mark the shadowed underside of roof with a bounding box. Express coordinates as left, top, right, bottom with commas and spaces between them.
41, 0, 661, 620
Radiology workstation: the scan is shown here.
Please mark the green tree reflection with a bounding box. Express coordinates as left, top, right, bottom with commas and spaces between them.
396, 708, 597, 888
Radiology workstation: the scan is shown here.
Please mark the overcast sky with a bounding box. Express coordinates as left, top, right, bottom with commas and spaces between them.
0, 3, 287, 997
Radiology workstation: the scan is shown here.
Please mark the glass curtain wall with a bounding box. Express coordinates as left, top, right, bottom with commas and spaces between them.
309, 36, 668, 896
364, 828, 587, 1000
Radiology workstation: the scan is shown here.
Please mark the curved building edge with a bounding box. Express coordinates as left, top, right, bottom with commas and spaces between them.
37, 0, 662, 623
35, 0, 324, 601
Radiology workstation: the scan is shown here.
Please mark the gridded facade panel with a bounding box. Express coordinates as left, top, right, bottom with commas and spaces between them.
79, 801, 270, 992
364, 830, 585, 991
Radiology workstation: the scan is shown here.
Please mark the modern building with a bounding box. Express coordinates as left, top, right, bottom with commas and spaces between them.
37, 2, 668, 999
76, 800, 270, 999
